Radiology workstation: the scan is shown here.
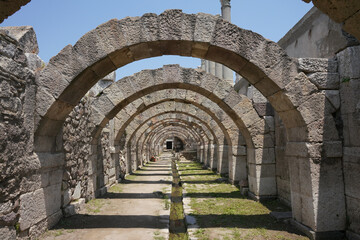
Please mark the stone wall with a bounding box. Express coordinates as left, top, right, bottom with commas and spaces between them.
337, 45, 360, 239
0, 28, 38, 239
62, 96, 94, 204
278, 7, 358, 58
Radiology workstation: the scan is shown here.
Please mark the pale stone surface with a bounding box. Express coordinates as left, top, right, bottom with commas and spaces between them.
337, 46, 360, 79
308, 72, 340, 89
298, 58, 337, 73
0, 226, 16, 240
0, 26, 39, 54
19, 184, 61, 231
72, 182, 81, 200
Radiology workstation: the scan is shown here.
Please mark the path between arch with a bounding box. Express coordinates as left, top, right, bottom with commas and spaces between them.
40, 157, 172, 240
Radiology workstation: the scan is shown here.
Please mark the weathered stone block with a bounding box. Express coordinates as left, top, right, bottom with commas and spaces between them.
340, 79, 360, 115
346, 195, 360, 235
323, 141, 343, 158
0, 226, 16, 240
298, 58, 337, 73
337, 46, 360, 79
19, 184, 61, 231
325, 90, 340, 110
344, 147, 360, 164
36, 152, 65, 170
0, 26, 39, 54
308, 72, 340, 90
344, 162, 360, 199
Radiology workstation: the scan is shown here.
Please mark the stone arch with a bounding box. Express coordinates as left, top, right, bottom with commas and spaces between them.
132, 114, 216, 167
131, 118, 211, 168
150, 127, 196, 153
33, 10, 344, 233
128, 122, 201, 172
113, 99, 232, 175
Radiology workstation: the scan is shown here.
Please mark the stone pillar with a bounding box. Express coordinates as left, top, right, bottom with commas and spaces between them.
221, 0, 234, 86
205, 60, 210, 73
215, 62, 223, 79
209, 61, 216, 75
201, 59, 206, 71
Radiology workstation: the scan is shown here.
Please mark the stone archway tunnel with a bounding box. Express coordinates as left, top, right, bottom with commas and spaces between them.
1, 8, 356, 240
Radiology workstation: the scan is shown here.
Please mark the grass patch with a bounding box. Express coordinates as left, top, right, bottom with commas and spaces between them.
85, 198, 107, 213
125, 174, 137, 181
178, 159, 309, 240
169, 233, 189, 240
108, 184, 122, 193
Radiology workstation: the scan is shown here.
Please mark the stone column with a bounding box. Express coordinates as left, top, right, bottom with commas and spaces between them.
221, 0, 234, 86
209, 61, 216, 75
215, 62, 223, 79
201, 59, 206, 71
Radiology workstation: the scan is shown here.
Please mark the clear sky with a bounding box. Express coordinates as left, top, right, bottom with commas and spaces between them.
0, 0, 313, 80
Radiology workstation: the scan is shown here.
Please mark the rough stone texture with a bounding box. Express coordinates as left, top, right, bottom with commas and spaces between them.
0, 8, 358, 239
19, 184, 61, 231
0, 30, 38, 238
0, 26, 39, 54
279, 7, 359, 59
62, 96, 94, 202
338, 45, 360, 237
0, 226, 16, 240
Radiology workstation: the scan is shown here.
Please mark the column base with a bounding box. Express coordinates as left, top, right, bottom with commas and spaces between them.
248, 191, 277, 202
290, 219, 345, 240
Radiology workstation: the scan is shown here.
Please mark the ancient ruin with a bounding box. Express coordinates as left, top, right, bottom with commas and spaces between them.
0, 1, 359, 240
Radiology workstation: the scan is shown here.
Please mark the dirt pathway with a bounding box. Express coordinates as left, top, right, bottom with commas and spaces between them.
41, 154, 172, 240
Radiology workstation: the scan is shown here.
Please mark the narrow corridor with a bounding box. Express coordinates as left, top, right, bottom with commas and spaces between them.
40, 156, 172, 240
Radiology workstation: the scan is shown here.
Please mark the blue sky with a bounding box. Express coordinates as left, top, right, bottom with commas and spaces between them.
1, 0, 313, 79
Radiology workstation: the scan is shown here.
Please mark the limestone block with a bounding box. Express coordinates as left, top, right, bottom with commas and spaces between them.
19, 184, 61, 231
0, 26, 39, 54
0, 201, 13, 215
325, 90, 340, 110
276, 177, 291, 204
323, 141, 343, 158
346, 196, 360, 234
25, 53, 44, 72
342, 113, 360, 147
0, 33, 18, 58
20, 173, 42, 193
284, 72, 318, 108
344, 147, 360, 164
308, 72, 340, 90
340, 79, 360, 115
0, 226, 16, 240
62, 189, 71, 207
63, 204, 76, 217
248, 163, 276, 178
194, 13, 218, 45
285, 142, 322, 158
249, 148, 275, 164
344, 162, 360, 199
231, 145, 246, 156
72, 182, 81, 200
298, 58, 337, 73
337, 46, 360, 79
264, 116, 275, 132
36, 152, 65, 170
252, 88, 267, 103
35, 87, 55, 118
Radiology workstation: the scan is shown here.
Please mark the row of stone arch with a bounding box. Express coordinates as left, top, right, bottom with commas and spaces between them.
29, 10, 345, 238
